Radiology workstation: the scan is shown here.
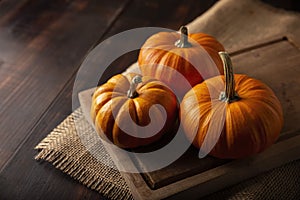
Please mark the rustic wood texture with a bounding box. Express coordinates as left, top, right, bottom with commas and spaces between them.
0, 0, 219, 199
0, 0, 131, 169
133, 148, 229, 189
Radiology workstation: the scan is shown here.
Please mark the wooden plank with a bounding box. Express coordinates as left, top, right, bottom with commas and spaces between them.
232, 40, 300, 135
0, 78, 105, 200
106, 0, 218, 33
133, 147, 229, 189
73, 0, 219, 94
0, 0, 130, 169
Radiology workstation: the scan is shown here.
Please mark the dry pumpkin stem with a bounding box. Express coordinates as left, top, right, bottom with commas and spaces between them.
127, 75, 142, 98
174, 26, 192, 48
219, 52, 240, 103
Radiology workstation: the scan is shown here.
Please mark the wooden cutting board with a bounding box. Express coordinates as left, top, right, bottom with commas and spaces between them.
78, 0, 300, 199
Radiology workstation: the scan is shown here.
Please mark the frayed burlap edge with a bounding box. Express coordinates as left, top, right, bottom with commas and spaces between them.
34, 108, 133, 200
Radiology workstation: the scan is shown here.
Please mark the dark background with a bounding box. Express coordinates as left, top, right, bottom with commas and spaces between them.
263, 0, 300, 11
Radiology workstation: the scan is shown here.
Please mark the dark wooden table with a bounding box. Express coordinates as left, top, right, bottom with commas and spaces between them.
0, 0, 298, 199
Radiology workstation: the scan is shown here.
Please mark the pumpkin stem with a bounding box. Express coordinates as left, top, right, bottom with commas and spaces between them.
175, 26, 192, 48
219, 52, 240, 103
127, 75, 142, 98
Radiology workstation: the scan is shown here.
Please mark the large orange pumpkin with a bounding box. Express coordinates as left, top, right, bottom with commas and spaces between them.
91, 73, 178, 148
180, 52, 284, 159
138, 26, 225, 96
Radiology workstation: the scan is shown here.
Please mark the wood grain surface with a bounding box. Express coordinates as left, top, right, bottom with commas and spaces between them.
0, 0, 131, 169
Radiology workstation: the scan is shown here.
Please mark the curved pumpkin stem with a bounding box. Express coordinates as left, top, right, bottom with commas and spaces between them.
219, 52, 240, 103
175, 26, 192, 48
127, 75, 142, 98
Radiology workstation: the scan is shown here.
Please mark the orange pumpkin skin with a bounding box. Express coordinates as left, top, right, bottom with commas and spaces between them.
91, 73, 178, 149
180, 74, 284, 159
138, 28, 225, 96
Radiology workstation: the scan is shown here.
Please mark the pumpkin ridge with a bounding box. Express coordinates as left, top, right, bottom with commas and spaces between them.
139, 81, 169, 91
109, 75, 131, 91
132, 98, 147, 127
113, 99, 139, 147
134, 95, 165, 129
97, 96, 127, 142
191, 34, 224, 51
92, 93, 113, 121
244, 102, 279, 153
228, 102, 260, 153
96, 92, 125, 111
196, 102, 212, 142
130, 99, 141, 127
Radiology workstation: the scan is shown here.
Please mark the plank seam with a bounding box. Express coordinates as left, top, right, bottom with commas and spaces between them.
230, 37, 288, 57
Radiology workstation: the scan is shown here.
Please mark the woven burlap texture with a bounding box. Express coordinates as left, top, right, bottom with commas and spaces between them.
34, 108, 300, 200
34, 108, 133, 200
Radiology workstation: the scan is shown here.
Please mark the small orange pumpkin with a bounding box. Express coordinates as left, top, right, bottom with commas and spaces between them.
138, 26, 225, 96
91, 73, 178, 148
180, 52, 284, 159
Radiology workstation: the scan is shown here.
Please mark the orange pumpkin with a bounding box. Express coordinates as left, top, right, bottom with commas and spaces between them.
91, 73, 178, 148
180, 52, 284, 159
138, 26, 225, 96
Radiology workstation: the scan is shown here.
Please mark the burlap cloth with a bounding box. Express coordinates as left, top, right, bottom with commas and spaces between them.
35, 108, 133, 200
34, 108, 300, 200
35, 0, 300, 199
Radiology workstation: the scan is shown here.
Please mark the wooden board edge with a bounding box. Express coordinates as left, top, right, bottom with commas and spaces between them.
119, 133, 300, 200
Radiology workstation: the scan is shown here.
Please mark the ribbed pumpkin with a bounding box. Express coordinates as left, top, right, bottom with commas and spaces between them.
91, 73, 178, 149
180, 52, 284, 159
138, 26, 225, 96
